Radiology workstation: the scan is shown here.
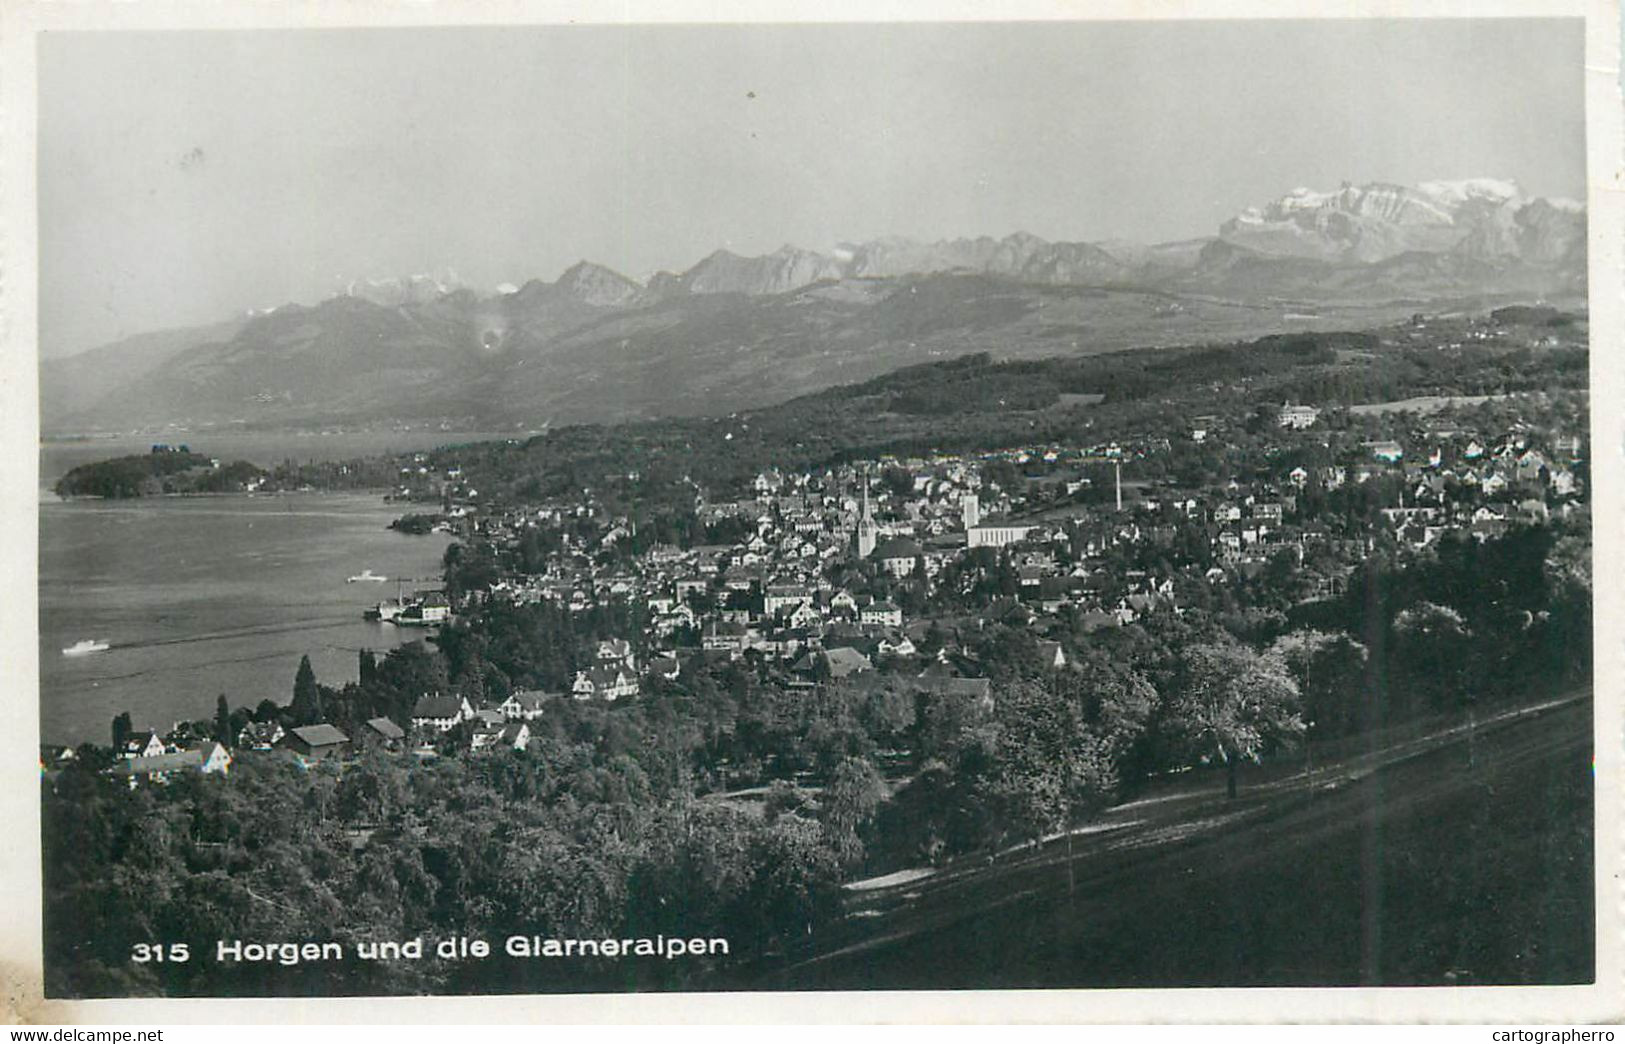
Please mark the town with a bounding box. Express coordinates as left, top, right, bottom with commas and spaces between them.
72, 311, 1588, 780
39, 310, 1594, 996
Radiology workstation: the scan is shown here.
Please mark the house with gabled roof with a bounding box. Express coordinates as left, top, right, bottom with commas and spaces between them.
1515, 449, 1550, 484
109, 741, 232, 786
596, 638, 635, 670
860, 600, 903, 628
498, 689, 556, 721
701, 620, 748, 656
236, 720, 284, 751
572, 664, 639, 701
917, 672, 996, 713
121, 730, 167, 760
872, 537, 923, 577
877, 632, 917, 658
763, 584, 813, 617
285, 724, 350, 760
472, 721, 530, 754
822, 646, 874, 679
360, 716, 406, 751
411, 693, 475, 732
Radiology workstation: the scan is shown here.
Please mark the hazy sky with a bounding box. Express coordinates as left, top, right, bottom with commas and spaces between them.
39, 18, 1585, 356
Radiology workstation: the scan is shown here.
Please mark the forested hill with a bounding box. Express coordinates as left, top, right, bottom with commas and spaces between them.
53, 449, 266, 499
424, 308, 1587, 513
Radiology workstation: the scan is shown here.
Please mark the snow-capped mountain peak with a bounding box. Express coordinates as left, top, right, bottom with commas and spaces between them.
342, 270, 464, 307
1415, 177, 1523, 207
1219, 178, 1579, 264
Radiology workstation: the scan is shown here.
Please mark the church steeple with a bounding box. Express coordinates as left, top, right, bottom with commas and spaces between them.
856, 466, 878, 558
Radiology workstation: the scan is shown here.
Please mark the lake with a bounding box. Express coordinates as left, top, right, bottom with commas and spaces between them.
36, 434, 501, 746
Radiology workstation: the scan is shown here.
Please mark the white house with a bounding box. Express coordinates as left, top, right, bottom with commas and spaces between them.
498, 689, 555, 721
572, 665, 639, 701
109, 741, 232, 786
763, 584, 813, 617
860, 601, 904, 628
596, 638, 636, 671
121, 731, 167, 760
411, 693, 475, 732
872, 537, 922, 577
472, 721, 530, 753
1278, 404, 1320, 430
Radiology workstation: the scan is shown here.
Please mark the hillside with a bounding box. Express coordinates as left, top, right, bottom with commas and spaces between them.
757, 691, 1592, 989
42, 178, 1587, 436
417, 308, 1589, 520
40, 318, 246, 424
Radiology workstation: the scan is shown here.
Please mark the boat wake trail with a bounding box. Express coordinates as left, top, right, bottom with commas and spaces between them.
107, 615, 359, 652
78, 646, 322, 683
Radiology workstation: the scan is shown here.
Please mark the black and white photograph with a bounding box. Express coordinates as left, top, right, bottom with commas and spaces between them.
3, 0, 1619, 1022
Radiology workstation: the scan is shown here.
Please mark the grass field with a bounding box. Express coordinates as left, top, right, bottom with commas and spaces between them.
1349, 394, 1503, 416
756, 691, 1594, 989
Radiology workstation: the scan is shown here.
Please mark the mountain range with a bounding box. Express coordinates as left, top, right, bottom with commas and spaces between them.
42, 179, 1587, 435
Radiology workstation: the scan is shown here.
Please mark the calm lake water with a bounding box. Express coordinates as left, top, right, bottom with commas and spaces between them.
37, 435, 501, 746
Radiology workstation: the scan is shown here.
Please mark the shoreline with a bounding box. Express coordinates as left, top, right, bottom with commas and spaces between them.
45, 486, 398, 503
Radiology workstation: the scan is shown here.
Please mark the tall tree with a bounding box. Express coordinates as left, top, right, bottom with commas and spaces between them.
819, 756, 887, 868
1166, 640, 1304, 798
213, 695, 231, 744
291, 655, 322, 726
1269, 629, 1369, 739
992, 681, 1117, 846
1390, 601, 1473, 715
110, 710, 133, 753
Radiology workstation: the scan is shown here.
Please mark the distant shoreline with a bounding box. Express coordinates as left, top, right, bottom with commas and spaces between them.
45, 487, 394, 503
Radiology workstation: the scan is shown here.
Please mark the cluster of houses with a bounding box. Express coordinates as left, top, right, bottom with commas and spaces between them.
65, 388, 1585, 788
69, 695, 551, 787
421, 396, 1586, 698
58, 728, 243, 787
1291, 417, 1585, 548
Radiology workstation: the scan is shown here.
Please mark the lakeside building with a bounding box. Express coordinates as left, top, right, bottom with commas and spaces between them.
108, 741, 232, 786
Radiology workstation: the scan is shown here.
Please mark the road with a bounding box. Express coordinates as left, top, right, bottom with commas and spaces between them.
750, 690, 1594, 989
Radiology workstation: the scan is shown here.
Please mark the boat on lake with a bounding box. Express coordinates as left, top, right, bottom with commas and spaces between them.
62, 639, 110, 656
365, 599, 407, 622
347, 569, 388, 583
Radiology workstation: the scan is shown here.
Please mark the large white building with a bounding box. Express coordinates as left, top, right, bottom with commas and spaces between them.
1278, 404, 1320, 430
967, 523, 1035, 549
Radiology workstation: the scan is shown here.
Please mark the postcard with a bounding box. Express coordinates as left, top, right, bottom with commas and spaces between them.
2, 0, 1619, 1025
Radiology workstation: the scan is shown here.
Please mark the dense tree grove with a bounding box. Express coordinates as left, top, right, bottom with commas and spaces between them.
54, 450, 227, 499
